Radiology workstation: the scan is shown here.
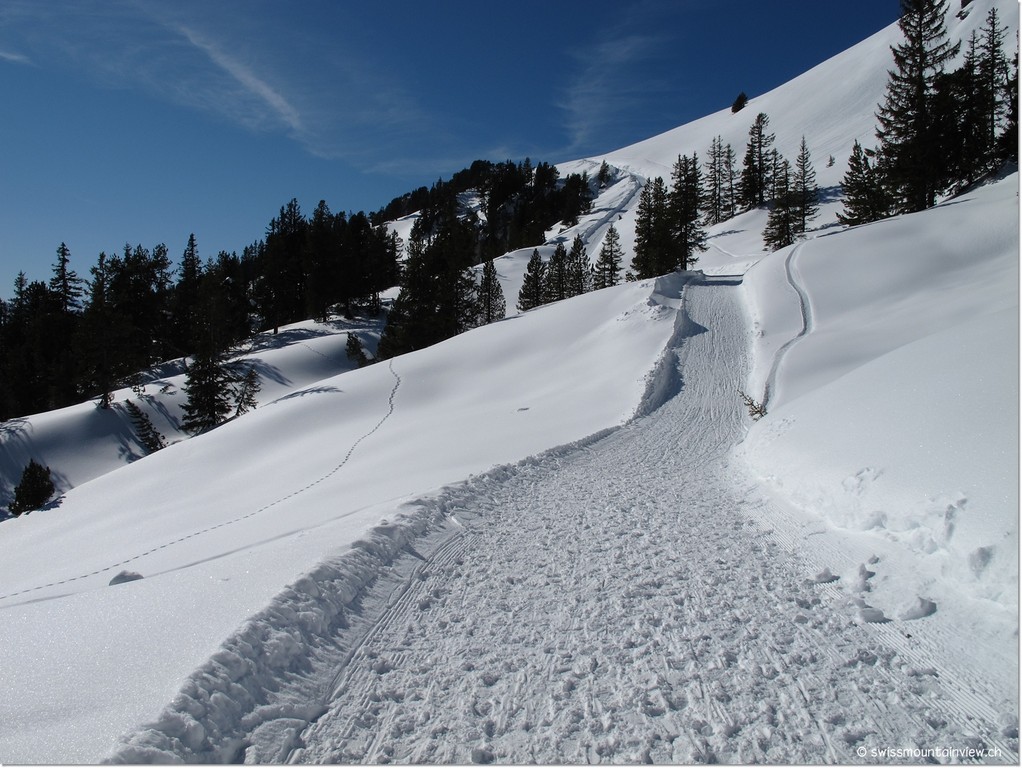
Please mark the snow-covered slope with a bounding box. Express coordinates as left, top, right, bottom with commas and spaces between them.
0, 0, 1017, 762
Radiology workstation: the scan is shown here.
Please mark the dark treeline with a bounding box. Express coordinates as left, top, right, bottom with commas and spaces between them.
377, 159, 595, 357
0, 157, 594, 421
371, 157, 594, 256
0, 200, 399, 422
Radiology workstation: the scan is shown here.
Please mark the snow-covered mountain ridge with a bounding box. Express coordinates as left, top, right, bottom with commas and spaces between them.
0, 1, 1017, 762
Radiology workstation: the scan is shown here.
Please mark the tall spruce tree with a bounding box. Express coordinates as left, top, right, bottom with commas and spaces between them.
173, 234, 203, 354
763, 158, 796, 250
703, 136, 737, 225
630, 177, 671, 279
49, 243, 83, 314
592, 225, 624, 290
668, 153, 707, 270
47, 242, 83, 407
516, 249, 547, 312
875, 0, 960, 213
979, 6, 1011, 153
543, 242, 570, 303
738, 113, 775, 208
565, 235, 592, 298
180, 349, 234, 435
792, 137, 820, 236
837, 141, 891, 225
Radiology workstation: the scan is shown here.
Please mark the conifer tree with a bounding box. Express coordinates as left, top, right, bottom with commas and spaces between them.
173, 234, 203, 353
763, 158, 796, 250
46, 242, 83, 407
979, 6, 1011, 152
630, 177, 671, 279
8, 459, 55, 515
543, 242, 570, 303
998, 48, 1019, 160
837, 141, 891, 225
48, 242, 83, 314
565, 235, 592, 298
180, 349, 234, 435
346, 332, 370, 367
232, 365, 261, 418
703, 136, 738, 225
592, 225, 624, 290
875, 0, 960, 212
76, 252, 118, 409
668, 153, 707, 270
477, 258, 507, 324
738, 113, 775, 208
792, 137, 820, 235
517, 250, 547, 312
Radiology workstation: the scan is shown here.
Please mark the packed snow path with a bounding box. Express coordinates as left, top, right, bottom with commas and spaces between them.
270, 279, 1012, 765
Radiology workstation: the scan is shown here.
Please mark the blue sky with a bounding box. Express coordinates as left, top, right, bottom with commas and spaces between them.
0, 1, 900, 292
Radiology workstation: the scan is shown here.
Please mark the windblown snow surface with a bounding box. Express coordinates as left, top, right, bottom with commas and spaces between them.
0, 1, 1018, 763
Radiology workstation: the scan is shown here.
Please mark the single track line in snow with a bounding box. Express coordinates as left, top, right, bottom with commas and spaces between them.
762, 242, 813, 410
0, 361, 403, 606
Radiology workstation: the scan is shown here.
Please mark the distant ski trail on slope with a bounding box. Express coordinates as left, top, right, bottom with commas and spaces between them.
0, 361, 402, 606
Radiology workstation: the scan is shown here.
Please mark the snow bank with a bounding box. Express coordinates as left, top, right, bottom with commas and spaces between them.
739, 171, 1019, 692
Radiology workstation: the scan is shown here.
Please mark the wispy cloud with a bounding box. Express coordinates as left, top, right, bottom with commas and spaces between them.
173, 23, 303, 136
559, 31, 677, 156
137, 4, 437, 165
0, 48, 32, 65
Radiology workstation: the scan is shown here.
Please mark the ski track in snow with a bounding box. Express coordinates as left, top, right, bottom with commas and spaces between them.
762, 241, 812, 411
110, 278, 1016, 764
0, 361, 402, 606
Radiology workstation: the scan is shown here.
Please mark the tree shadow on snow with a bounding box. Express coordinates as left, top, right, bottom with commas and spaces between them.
270, 386, 342, 405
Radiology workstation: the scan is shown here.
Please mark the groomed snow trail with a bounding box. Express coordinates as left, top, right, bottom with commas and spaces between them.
280, 279, 1012, 765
